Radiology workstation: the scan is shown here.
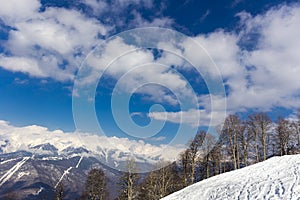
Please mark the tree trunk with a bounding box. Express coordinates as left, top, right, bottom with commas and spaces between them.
206, 155, 210, 178
243, 143, 248, 167
262, 123, 267, 161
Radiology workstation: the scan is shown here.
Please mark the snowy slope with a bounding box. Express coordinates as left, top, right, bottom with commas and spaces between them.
162, 155, 300, 200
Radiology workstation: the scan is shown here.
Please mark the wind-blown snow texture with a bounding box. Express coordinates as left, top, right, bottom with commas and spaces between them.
162, 155, 300, 200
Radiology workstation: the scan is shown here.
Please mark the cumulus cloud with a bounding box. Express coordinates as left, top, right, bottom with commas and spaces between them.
228, 4, 300, 110
0, 2, 110, 81
0, 0, 41, 24
0, 0, 171, 82
0, 0, 173, 83
0, 56, 44, 77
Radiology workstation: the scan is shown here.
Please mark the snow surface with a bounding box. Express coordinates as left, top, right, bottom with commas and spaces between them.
162, 155, 300, 200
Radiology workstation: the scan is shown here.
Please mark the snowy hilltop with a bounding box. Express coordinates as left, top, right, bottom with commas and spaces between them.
162, 154, 300, 200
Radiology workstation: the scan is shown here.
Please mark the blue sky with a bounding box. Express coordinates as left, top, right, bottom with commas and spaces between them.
0, 0, 300, 146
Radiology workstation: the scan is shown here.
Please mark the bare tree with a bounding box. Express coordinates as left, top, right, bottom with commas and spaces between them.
216, 126, 227, 173
291, 110, 300, 149
276, 117, 292, 156
200, 133, 216, 178
188, 131, 205, 184
140, 161, 179, 200
240, 121, 251, 167
248, 113, 271, 162
247, 116, 260, 163
84, 168, 109, 200
222, 115, 243, 170
179, 149, 192, 187
297, 110, 300, 146
210, 141, 223, 176
118, 158, 140, 200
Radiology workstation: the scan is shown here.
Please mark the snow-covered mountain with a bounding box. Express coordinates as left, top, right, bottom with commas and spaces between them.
0, 152, 121, 199
0, 120, 184, 199
0, 120, 183, 172
162, 154, 300, 200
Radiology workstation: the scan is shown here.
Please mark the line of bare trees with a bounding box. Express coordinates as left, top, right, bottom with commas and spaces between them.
178, 111, 300, 187
77, 111, 300, 200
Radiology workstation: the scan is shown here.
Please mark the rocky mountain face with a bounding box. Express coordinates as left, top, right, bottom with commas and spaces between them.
0, 149, 122, 200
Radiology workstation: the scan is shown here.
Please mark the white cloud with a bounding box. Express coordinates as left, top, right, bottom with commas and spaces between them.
0, 0, 41, 24
81, 0, 108, 16
0, 55, 45, 77
130, 11, 173, 28
193, 31, 242, 78
0, 4, 110, 81
229, 4, 300, 110
149, 109, 225, 127
146, 136, 167, 141
81, 0, 171, 29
